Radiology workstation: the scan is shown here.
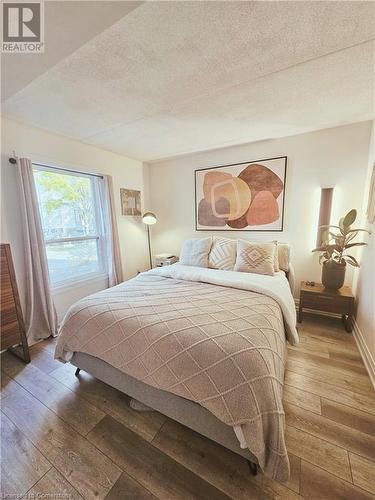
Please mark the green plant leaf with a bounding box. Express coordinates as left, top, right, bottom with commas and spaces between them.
343, 209, 357, 227
334, 235, 344, 246
320, 224, 345, 235
344, 254, 360, 267
344, 259, 359, 268
345, 231, 358, 243
312, 244, 340, 254
346, 228, 371, 235
345, 242, 367, 249
320, 224, 341, 230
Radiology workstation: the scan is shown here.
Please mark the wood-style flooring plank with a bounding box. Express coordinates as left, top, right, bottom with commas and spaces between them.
88, 414, 231, 500
285, 401, 375, 462
300, 460, 373, 500
288, 344, 330, 360
1, 351, 25, 377
2, 361, 105, 436
283, 385, 321, 414
287, 358, 373, 396
298, 334, 363, 361
1, 386, 121, 499
27, 467, 83, 499
288, 348, 368, 376
299, 329, 359, 351
349, 453, 375, 495
298, 324, 365, 358
329, 350, 365, 369
106, 472, 157, 500
288, 349, 367, 376
29, 346, 61, 374
284, 370, 375, 416
0, 371, 21, 399
1, 411, 51, 497
29, 336, 57, 355
298, 315, 356, 339
261, 453, 303, 499
50, 363, 166, 442
151, 417, 276, 499
285, 425, 351, 481
321, 398, 375, 436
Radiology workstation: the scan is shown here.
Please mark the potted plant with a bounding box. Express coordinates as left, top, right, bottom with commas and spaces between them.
312, 209, 370, 290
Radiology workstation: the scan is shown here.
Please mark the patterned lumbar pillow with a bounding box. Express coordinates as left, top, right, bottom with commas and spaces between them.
180, 237, 212, 267
208, 237, 237, 270
234, 240, 275, 276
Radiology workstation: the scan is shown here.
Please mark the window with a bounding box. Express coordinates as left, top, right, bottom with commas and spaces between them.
33, 166, 107, 287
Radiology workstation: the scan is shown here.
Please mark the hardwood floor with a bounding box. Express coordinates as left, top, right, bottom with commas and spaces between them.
1, 314, 374, 499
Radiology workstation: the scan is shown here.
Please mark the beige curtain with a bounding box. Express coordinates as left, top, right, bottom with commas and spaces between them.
17, 158, 58, 340
98, 175, 123, 286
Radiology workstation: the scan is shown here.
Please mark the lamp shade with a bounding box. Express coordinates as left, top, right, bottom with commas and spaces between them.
142, 212, 157, 225
316, 188, 333, 246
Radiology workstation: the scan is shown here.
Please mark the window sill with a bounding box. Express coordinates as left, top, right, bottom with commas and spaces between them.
51, 273, 109, 294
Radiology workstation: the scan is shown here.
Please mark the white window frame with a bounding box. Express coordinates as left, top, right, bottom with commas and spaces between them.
33, 164, 108, 291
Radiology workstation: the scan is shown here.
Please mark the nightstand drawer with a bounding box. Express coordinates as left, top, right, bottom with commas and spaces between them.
302, 293, 349, 313
298, 281, 354, 332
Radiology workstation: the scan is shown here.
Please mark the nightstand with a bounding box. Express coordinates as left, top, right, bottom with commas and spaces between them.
298, 281, 354, 332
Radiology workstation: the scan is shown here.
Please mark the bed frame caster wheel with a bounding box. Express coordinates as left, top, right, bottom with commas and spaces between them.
247, 460, 258, 476
75, 368, 81, 376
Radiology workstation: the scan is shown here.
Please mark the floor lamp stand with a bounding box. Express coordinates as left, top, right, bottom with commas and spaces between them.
146, 224, 152, 269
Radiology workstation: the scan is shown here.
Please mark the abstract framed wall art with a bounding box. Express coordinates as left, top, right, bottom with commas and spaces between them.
120, 188, 142, 216
195, 156, 287, 231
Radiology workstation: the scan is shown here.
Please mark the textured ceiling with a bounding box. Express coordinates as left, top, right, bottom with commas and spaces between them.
3, 1, 375, 161
1, 1, 141, 101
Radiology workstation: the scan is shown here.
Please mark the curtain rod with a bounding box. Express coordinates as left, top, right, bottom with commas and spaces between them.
8, 157, 104, 179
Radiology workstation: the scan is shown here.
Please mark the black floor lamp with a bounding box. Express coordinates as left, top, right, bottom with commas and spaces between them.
142, 212, 157, 269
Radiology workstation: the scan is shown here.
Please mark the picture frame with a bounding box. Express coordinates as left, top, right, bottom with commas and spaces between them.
195, 156, 287, 231
120, 188, 142, 216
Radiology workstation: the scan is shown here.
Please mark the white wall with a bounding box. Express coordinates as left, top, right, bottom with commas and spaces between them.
147, 121, 372, 297
354, 120, 375, 372
1, 118, 150, 323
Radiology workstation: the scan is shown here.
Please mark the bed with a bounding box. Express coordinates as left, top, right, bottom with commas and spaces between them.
55, 263, 298, 483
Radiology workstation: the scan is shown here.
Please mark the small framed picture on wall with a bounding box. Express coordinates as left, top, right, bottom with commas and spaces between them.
195, 156, 287, 231
121, 188, 142, 216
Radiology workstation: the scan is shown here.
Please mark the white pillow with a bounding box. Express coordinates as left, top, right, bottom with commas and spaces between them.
180, 238, 212, 267
208, 237, 237, 270
234, 240, 275, 276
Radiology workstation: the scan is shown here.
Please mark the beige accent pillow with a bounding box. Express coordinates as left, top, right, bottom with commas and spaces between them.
234, 240, 275, 276
208, 237, 237, 271
277, 243, 291, 272
180, 238, 212, 267
272, 241, 280, 272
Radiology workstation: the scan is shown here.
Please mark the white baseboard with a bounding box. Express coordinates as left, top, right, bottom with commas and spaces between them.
352, 320, 375, 390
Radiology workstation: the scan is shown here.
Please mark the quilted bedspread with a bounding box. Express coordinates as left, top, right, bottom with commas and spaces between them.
55, 265, 298, 482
